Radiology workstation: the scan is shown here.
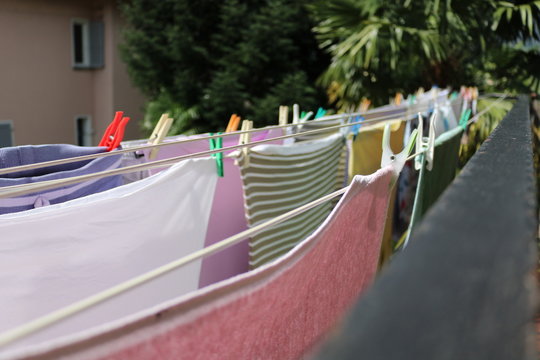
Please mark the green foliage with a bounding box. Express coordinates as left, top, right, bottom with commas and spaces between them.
458, 98, 515, 167
120, 0, 328, 135
309, 0, 540, 109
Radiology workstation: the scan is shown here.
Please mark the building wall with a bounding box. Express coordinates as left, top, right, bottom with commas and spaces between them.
0, 0, 145, 146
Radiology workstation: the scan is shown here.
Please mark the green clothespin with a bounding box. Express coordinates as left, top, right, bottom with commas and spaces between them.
459, 109, 472, 130
209, 132, 224, 177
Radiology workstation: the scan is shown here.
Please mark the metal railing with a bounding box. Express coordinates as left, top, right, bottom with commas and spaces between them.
313, 95, 539, 360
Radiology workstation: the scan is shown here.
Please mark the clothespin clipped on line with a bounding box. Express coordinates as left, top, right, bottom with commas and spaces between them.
414, 111, 436, 171
349, 116, 364, 140
238, 120, 253, 166
360, 98, 371, 112
394, 93, 403, 106
225, 114, 241, 133
209, 132, 224, 177
98, 111, 130, 151
148, 114, 174, 160
459, 108, 472, 130
278, 106, 289, 136
381, 122, 418, 183
315, 107, 326, 119
278, 106, 289, 126
292, 104, 300, 124
299, 111, 313, 123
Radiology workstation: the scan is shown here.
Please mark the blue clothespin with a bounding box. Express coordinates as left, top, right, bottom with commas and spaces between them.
209, 132, 224, 177
315, 107, 327, 119
349, 116, 364, 140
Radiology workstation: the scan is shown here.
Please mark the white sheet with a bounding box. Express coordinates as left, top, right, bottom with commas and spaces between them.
0, 158, 217, 351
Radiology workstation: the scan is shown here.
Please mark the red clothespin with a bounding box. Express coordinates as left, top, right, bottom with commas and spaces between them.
106, 116, 130, 151
99, 111, 124, 146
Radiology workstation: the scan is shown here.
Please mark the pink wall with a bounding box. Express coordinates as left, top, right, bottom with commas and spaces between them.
0, 0, 145, 146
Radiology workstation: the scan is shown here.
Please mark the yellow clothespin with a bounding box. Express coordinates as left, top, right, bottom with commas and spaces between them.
148, 114, 173, 160
238, 120, 253, 166
279, 106, 289, 126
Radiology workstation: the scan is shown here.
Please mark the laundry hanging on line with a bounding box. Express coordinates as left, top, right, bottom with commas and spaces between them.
236, 132, 347, 269
122, 128, 284, 287
0, 158, 217, 352
3, 165, 400, 360
0, 145, 123, 214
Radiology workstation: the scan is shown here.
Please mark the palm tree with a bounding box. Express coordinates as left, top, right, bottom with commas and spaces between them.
309, 0, 540, 109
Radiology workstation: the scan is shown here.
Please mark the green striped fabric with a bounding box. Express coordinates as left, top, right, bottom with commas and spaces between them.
237, 133, 347, 269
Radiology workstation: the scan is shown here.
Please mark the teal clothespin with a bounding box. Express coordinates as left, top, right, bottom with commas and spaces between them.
459, 109, 472, 130
209, 132, 224, 177
315, 107, 327, 119
300, 111, 307, 120
450, 91, 458, 101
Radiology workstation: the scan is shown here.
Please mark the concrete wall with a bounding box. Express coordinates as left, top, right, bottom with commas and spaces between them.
0, 0, 145, 146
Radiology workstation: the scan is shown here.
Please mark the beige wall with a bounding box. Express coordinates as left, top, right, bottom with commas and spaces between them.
0, 0, 145, 146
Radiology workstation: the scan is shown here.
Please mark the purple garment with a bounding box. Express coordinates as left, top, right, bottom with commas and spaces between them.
0, 144, 123, 214
143, 129, 284, 287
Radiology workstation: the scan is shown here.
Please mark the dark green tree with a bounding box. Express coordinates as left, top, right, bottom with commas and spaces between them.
120, 0, 328, 134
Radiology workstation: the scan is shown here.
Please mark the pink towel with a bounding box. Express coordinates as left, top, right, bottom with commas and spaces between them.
143, 129, 283, 287
13, 166, 395, 360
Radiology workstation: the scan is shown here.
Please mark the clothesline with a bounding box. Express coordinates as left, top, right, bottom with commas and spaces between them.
403, 94, 509, 162
0, 105, 432, 177
0, 111, 421, 198
0, 94, 505, 199
0, 92, 506, 350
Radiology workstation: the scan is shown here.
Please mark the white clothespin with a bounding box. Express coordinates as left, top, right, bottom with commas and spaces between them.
292, 104, 300, 124
381, 122, 418, 177
414, 111, 436, 171
238, 120, 253, 166
299, 111, 313, 123
148, 114, 174, 160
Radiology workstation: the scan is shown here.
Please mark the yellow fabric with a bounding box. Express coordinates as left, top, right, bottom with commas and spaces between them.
348, 120, 405, 178
349, 120, 405, 267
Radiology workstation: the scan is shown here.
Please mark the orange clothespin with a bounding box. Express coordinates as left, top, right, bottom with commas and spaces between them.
394, 93, 403, 105
99, 111, 124, 147
360, 98, 371, 112
226, 114, 241, 133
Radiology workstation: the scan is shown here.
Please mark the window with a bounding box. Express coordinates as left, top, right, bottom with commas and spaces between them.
0, 121, 14, 148
71, 19, 104, 69
75, 116, 93, 146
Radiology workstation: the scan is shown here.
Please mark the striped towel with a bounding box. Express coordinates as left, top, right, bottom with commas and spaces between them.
237, 133, 347, 269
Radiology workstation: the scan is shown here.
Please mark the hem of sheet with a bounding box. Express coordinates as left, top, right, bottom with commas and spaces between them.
3, 166, 395, 360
